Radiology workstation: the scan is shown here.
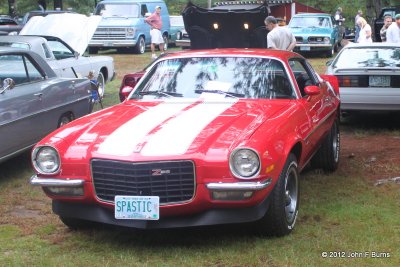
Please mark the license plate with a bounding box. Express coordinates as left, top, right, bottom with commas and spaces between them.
369, 76, 390, 87
300, 46, 310, 51
115, 196, 159, 220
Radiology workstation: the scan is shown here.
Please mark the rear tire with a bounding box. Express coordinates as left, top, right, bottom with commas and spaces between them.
256, 153, 299, 236
312, 119, 340, 172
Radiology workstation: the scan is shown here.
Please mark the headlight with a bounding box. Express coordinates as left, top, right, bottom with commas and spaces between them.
32, 146, 61, 175
229, 148, 260, 179
323, 37, 330, 43
127, 27, 135, 36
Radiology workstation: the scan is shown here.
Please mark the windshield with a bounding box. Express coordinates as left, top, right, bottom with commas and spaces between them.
0, 42, 30, 50
170, 16, 184, 27
334, 47, 400, 68
289, 16, 332, 28
130, 57, 295, 100
95, 3, 139, 17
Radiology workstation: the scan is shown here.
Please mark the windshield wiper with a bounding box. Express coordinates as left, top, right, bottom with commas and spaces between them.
139, 90, 183, 98
194, 89, 244, 98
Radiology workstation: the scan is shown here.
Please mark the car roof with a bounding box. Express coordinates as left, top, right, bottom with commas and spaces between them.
160, 48, 299, 61
344, 43, 400, 48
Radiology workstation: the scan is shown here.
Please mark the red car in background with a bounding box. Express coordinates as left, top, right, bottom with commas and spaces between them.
31, 49, 340, 236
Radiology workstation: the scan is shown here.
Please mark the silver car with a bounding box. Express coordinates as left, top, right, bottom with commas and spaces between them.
0, 13, 115, 98
326, 43, 400, 111
0, 47, 92, 163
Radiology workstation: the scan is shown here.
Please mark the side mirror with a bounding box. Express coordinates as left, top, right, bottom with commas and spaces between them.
74, 51, 80, 59
304, 85, 320, 96
0, 78, 15, 94
144, 12, 151, 17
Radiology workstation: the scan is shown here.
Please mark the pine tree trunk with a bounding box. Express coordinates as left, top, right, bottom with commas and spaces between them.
8, 0, 17, 18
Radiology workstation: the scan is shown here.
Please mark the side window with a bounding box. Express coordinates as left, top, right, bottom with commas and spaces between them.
0, 54, 43, 85
141, 5, 148, 17
41, 43, 53, 59
47, 40, 74, 60
289, 58, 317, 97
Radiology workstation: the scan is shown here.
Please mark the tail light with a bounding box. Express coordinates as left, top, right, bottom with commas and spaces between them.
119, 72, 145, 102
337, 76, 368, 87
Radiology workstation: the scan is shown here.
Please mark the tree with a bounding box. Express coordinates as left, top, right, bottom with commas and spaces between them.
8, 0, 17, 17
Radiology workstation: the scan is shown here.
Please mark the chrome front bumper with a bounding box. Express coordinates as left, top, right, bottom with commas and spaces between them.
206, 179, 272, 191
30, 175, 84, 187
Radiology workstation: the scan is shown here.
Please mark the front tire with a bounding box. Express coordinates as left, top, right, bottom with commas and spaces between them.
134, 36, 145, 54
257, 153, 299, 236
326, 46, 334, 58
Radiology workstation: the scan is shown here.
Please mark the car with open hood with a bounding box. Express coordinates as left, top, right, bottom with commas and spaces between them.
31, 48, 341, 236
326, 42, 400, 112
0, 13, 115, 98
0, 47, 92, 163
288, 13, 342, 57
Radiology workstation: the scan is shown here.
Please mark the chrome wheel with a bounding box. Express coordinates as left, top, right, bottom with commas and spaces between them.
284, 164, 299, 224
96, 71, 105, 98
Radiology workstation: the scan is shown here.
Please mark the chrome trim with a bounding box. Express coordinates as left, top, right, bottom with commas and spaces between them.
206, 178, 272, 191
30, 175, 84, 187
229, 147, 261, 179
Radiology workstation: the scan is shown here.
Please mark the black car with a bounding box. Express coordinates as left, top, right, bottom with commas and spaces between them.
374, 6, 400, 42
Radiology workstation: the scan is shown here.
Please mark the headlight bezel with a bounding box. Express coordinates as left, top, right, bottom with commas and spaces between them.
229, 148, 261, 179
32, 146, 61, 175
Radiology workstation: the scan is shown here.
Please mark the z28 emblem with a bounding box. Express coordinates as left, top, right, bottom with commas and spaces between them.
151, 169, 171, 176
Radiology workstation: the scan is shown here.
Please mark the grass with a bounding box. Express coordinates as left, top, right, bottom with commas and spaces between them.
0, 50, 399, 266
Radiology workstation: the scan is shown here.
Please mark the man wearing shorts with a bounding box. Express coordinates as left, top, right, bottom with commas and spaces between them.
145, 6, 164, 59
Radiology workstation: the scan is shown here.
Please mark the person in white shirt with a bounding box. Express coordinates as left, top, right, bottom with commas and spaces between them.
386, 14, 400, 43
357, 17, 372, 43
265, 16, 296, 51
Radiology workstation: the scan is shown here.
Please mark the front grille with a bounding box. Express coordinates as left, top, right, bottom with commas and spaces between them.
91, 159, 195, 205
92, 27, 127, 40
308, 37, 326, 43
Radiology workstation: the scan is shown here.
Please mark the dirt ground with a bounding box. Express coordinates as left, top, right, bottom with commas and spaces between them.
339, 112, 400, 183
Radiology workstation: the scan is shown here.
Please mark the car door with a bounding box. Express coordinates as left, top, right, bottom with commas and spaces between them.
0, 53, 47, 160
289, 58, 333, 160
47, 39, 92, 79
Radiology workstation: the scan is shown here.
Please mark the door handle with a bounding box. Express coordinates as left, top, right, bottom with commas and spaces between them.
34, 93, 43, 97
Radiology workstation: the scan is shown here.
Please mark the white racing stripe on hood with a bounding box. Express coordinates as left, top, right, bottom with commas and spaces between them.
141, 99, 238, 156
97, 100, 195, 156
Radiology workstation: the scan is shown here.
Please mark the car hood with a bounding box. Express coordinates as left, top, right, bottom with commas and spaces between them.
52, 98, 290, 160
182, 2, 269, 49
289, 27, 332, 36
19, 13, 101, 55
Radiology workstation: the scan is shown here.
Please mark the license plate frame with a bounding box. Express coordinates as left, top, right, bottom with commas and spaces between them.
369, 75, 390, 87
115, 195, 159, 220
300, 46, 311, 51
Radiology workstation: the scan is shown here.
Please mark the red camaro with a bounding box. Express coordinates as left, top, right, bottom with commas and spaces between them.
31, 49, 340, 236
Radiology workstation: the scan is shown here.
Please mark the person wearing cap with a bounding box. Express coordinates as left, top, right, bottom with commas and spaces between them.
264, 16, 296, 51
145, 6, 164, 59
386, 14, 400, 43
